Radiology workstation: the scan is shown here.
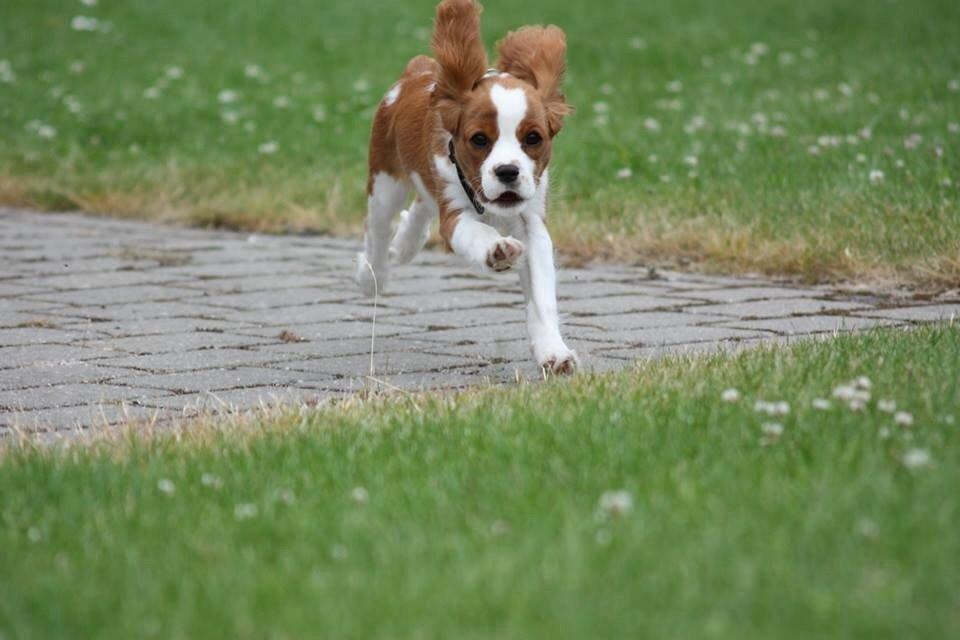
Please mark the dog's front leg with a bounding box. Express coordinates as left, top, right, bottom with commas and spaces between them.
518, 212, 578, 375
444, 211, 526, 273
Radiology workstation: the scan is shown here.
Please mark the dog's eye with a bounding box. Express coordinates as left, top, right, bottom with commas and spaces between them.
470, 133, 489, 148
525, 131, 543, 146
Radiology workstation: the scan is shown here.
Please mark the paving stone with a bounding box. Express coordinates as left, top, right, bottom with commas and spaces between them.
854, 304, 960, 322
0, 363, 130, 390
231, 320, 419, 341
0, 327, 84, 346
25, 285, 205, 306
681, 297, 866, 319
0, 384, 165, 411
663, 286, 821, 303
0, 344, 119, 368
43, 301, 234, 322
97, 347, 309, 373
82, 331, 268, 356
119, 367, 328, 395
718, 315, 899, 335
57, 317, 256, 338
281, 351, 479, 378
568, 311, 730, 332
563, 295, 690, 316
0, 208, 945, 437
3, 404, 162, 434
141, 387, 335, 413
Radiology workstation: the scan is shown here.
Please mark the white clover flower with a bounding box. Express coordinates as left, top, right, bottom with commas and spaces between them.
683, 155, 698, 167
36, 124, 57, 139
27, 527, 43, 543
628, 37, 647, 50
949, 122, 959, 134
218, 89, 239, 103
69, 61, 85, 74
761, 422, 784, 437
258, 141, 278, 155
600, 83, 614, 95
0, 60, 15, 84
904, 133, 922, 150
592, 101, 609, 114
848, 399, 866, 412
750, 42, 769, 56
165, 66, 183, 80
221, 110, 240, 125
856, 153, 866, 163
666, 80, 683, 93
331, 544, 348, 560
902, 448, 931, 469
312, 105, 328, 122
598, 490, 633, 518
234, 503, 258, 520
616, 167, 632, 180
894, 411, 914, 427
143, 86, 160, 99
838, 83, 854, 97
878, 427, 892, 440
350, 486, 369, 504
856, 518, 879, 539
833, 385, 856, 401
808, 145, 821, 156
813, 88, 829, 101
812, 398, 831, 410
643, 117, 660, 132
769, 125, 787, 137
659, 174, 671, 183
855, 376, 871, 390
244, 64, 265, 79
201, 473, 223, 489
721, 388, 741, 403
70, 16, 100, 31
81, 0, 97, 6
157, 479, 175, 495
948, 79, 959, 92
869, 170, 885, 184
353, 78, 370, 93
272, 95, 290, 109
877, 399, 897, 413
778, 52, 795, 65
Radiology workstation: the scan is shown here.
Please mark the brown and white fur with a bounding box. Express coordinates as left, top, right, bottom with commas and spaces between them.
356, 0, 577, 374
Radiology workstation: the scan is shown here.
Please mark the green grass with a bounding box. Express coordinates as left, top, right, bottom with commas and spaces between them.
1, 1, 959, 283
2, 325, 959, 638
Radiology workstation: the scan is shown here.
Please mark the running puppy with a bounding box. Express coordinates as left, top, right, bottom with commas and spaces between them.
357, 0, 577, 374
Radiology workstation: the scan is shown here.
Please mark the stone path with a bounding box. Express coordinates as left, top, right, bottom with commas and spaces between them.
1, 208, 957, 438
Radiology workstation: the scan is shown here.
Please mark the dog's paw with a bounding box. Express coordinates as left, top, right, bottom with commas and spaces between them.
485, 237, 525, 272
355, 252, 388, 297
537, 346, 579, 376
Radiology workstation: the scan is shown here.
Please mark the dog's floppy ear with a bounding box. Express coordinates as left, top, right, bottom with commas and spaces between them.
432, 0, 489, 134
496, 26, 573, 137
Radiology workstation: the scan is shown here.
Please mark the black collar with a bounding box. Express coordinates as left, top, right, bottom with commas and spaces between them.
448, 140, 484, 215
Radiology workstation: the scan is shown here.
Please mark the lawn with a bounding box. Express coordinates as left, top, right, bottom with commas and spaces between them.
1, 0, 958, 285
2, 325, 958, 638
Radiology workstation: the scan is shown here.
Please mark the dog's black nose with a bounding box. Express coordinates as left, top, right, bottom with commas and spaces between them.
494, 164, 520, 184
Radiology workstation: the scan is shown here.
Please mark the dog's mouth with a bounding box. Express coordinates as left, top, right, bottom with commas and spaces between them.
490, 191, 523, 207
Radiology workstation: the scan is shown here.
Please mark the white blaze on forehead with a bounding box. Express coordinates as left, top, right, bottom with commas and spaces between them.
482, 84, 536, 206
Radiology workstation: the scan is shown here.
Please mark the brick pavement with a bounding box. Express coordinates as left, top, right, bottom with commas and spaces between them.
1, 208, 957, 438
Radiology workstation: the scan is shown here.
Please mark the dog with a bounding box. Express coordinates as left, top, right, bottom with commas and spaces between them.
356, 0, 577, 375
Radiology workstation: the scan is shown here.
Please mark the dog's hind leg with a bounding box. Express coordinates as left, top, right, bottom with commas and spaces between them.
356, 173, 409, 296
389, 195, 436, 265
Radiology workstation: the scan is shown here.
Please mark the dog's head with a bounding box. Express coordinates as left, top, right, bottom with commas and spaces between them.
432, 0, 572, 214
